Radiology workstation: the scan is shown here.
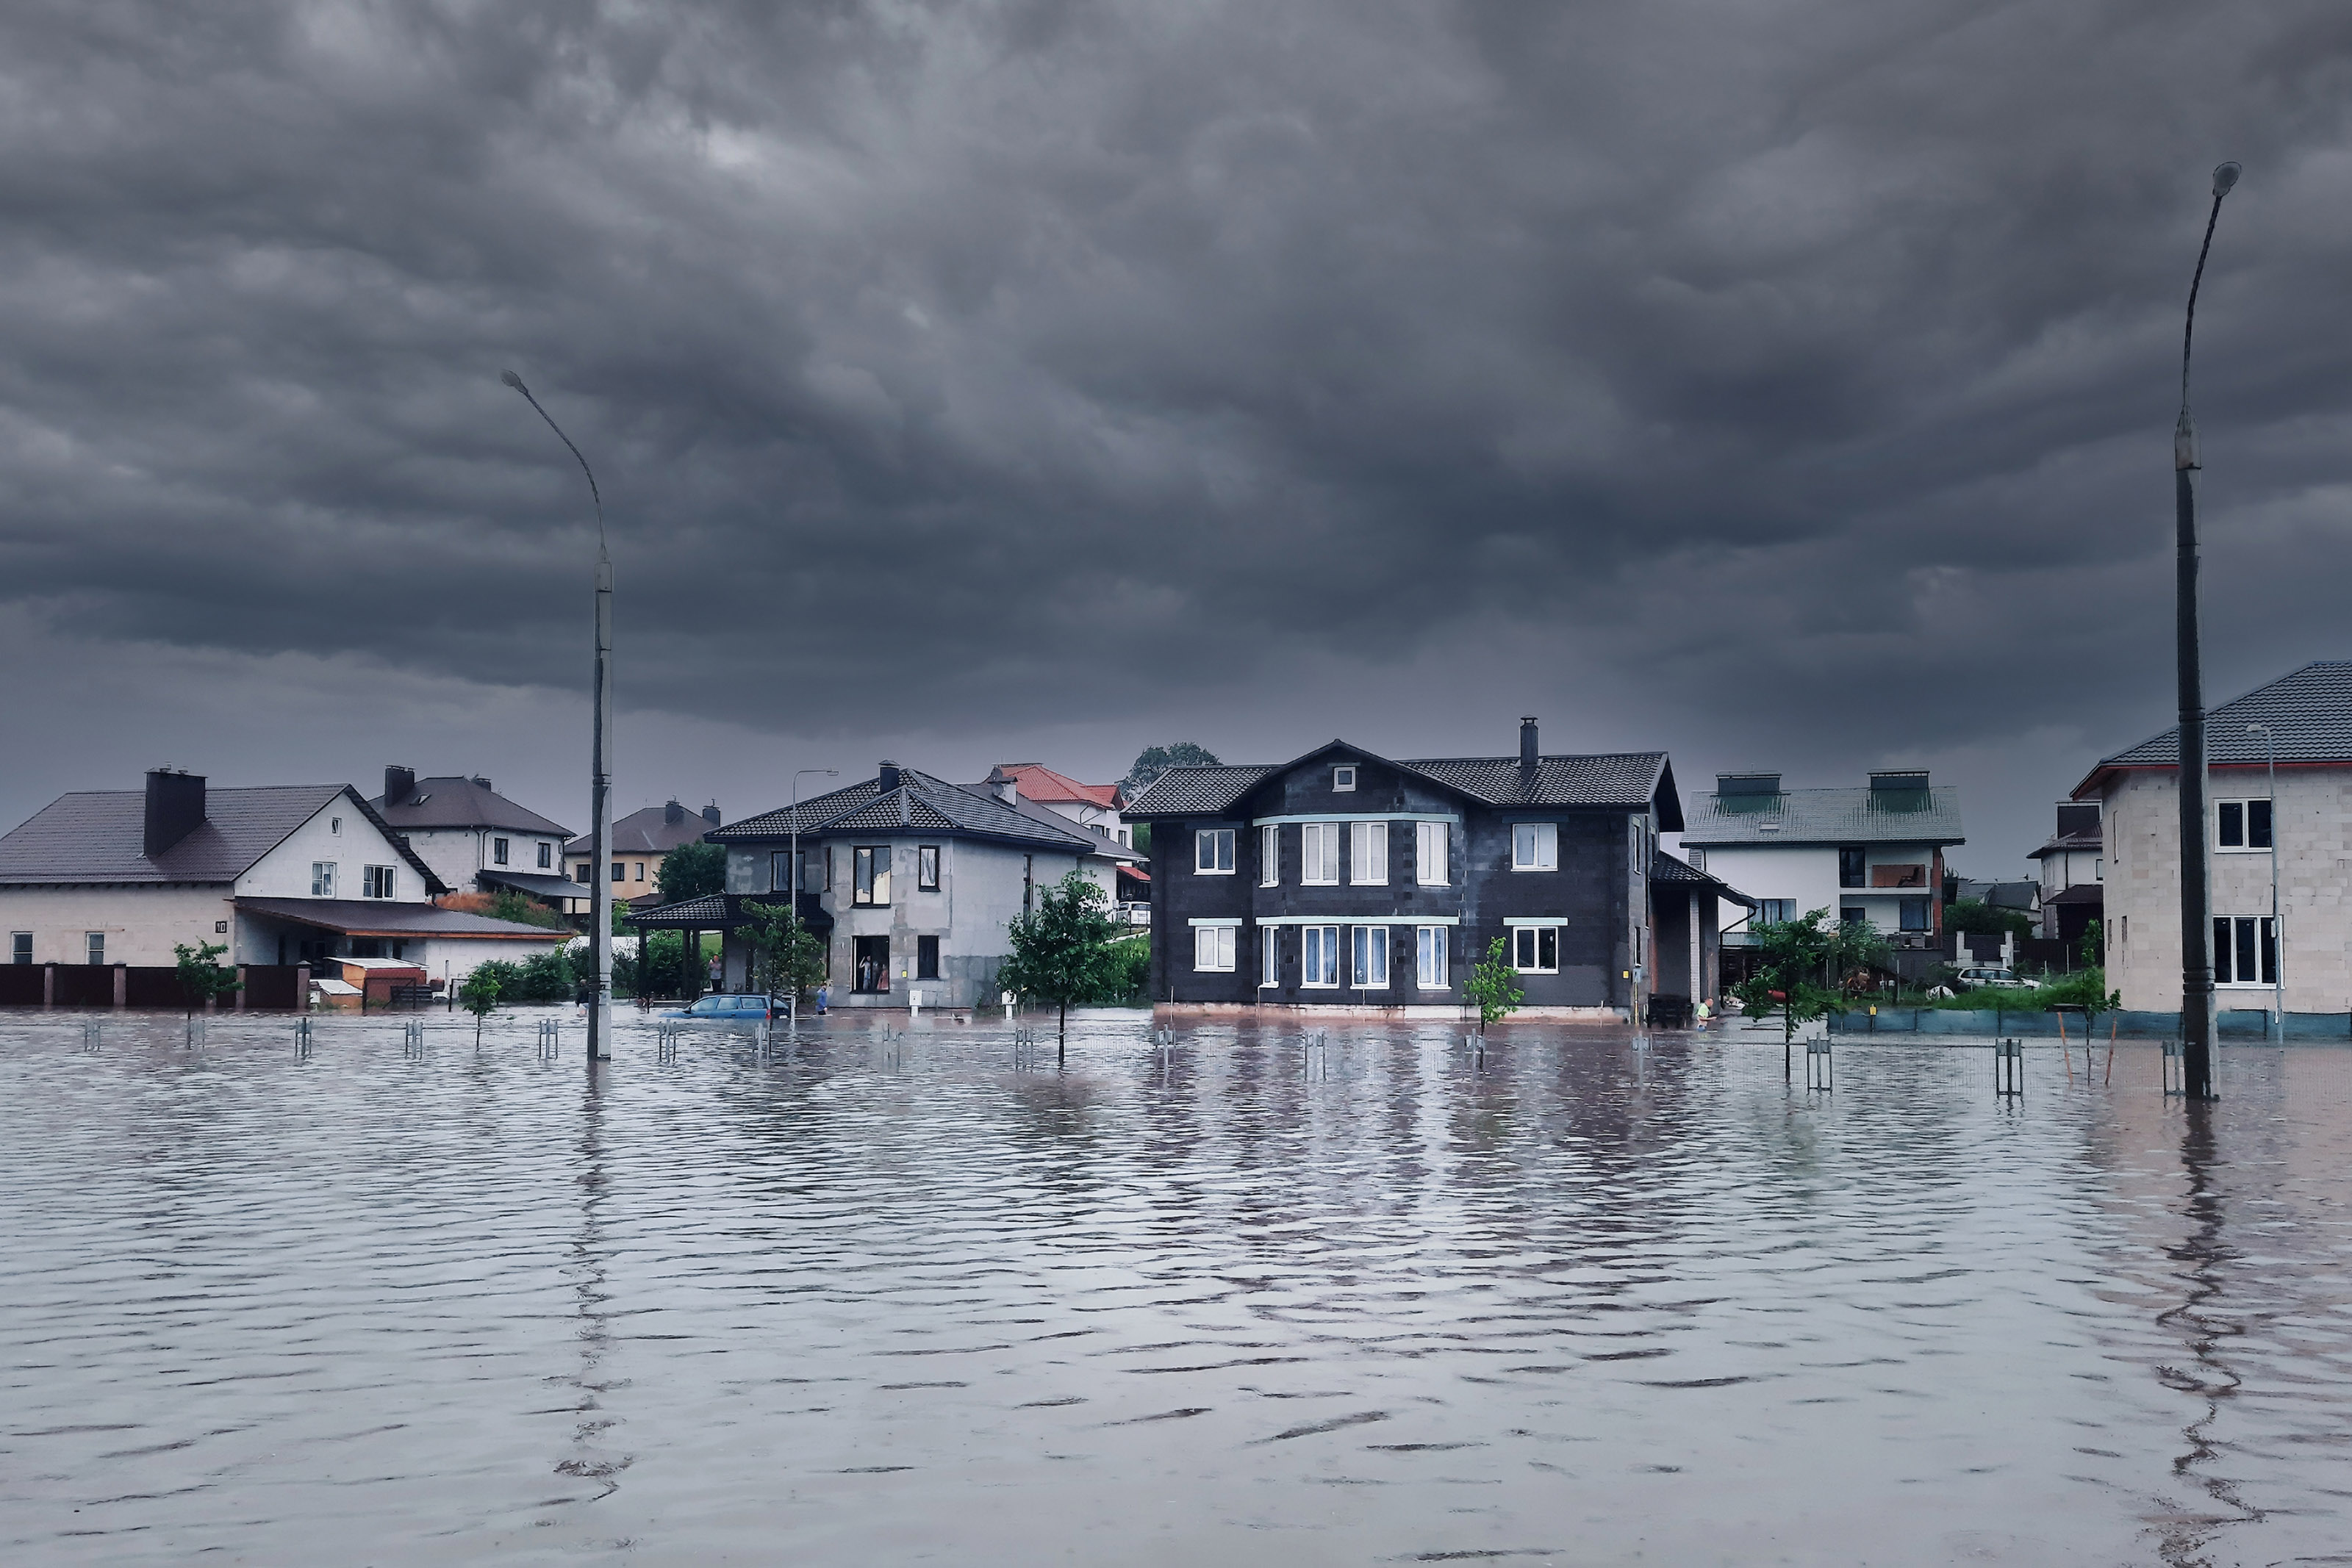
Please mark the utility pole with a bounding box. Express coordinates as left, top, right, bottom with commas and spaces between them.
2173, 161, 2240, 1101
503, 370, 614, 1063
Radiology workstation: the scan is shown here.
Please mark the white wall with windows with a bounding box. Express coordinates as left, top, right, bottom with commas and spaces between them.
2098, 766, 2352, 1014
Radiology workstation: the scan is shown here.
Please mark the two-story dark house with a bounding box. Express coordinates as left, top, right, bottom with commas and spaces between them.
1123, 720, 1750, 1019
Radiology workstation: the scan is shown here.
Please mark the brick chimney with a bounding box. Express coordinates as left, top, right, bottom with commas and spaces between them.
469, 774, 492, 792
384, 766, 415, 806
703, 802, 722, 826
144, 769, 207, 858
1519, 716, 1539, 772
664, 799, 685, 825
878, 760, 902, 793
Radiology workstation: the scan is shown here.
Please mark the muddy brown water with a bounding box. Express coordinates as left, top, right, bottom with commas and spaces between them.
2, 1011, 2347, 1565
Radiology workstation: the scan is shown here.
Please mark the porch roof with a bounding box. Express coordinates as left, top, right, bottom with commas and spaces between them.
235, 898, 565, 940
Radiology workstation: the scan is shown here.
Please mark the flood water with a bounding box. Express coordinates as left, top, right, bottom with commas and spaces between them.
2, 1010, 2348, 1567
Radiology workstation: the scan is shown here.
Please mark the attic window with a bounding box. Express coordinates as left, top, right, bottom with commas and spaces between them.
331, 817, 343, 835
1333, 766, 1357, 792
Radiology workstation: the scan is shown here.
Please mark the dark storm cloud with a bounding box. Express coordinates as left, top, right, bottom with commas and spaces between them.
6, 0, 2352, 862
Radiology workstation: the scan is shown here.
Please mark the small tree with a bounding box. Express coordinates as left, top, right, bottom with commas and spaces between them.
739, 899, 827, 1004
458, 965, 503, 1047
1463, 936, 1523, 1035
1732, 907, 1842, 1079
173, 940, 240, 1020
656, 841, 728, 905
997, 869, 1122, 1066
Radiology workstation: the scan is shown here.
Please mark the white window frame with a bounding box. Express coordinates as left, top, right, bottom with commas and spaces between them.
1333, 765, 1357, 792
1757, 899, 1795, 924
1348, 821, 1388, 885
1351, 925, 1389, 988
1194, 925, 1236, 973
1300, 823, 1340, 885
1301, 924, 1341, 987
1260, 824, 1279, 888
2212, 916, 2276, 987
2215, 798, 2273, 852
1260, 927, 1279, 988
492, 836, 510, 866
85, 932, 105, 965
1512, 925, 1560, 974
10, 932, 29, 965
1511, 821, 1559, 871
311, 861, 337, 897
1415, 821, 1449, 886
361, 864, 395, 899
1195, 828, 1236, 874
1416, 926, 1449, 990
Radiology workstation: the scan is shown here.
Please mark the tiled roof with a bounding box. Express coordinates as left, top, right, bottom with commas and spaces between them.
566, 802, 717, 857
622, 892, 732, 926
234, 897, 565, 938
1400, 753, 1671, 811
477, 869, 587, 901
1120, 765, 1280, 816
992, 763, 1121, 810
2083, 662, 2352, 783
711, 769, 1117, 855
1650, 849, 1757, 909
2028, 830, 2102, 860
1680, 785, 1963, 848
0, 785, 444, 891
1124, 747, 1673, 819
373, 777, 572, 838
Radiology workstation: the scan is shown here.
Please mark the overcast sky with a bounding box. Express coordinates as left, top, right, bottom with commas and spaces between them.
4, 1, 2351, 874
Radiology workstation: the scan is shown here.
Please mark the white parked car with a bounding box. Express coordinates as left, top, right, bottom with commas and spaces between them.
1957, 966, 2038, 990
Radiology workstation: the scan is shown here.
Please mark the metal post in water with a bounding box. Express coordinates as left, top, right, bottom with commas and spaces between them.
294, 1015, 312, 1059
1994, 1037, 2024, 1098
1805, 1035, 1832, 1092
2162, 1037, 2185, 1097
538, 1018, 560, 1060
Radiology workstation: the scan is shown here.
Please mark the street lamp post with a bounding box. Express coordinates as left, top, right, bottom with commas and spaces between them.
2173, 160, 2241, 1101
787, 768, 838, 1039
2248, 722, 2281, 1039
503, 370, 615, 1064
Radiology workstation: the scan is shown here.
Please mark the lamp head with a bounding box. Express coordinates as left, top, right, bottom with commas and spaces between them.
2212, 161, 2242, 198
500, 369, 526, 392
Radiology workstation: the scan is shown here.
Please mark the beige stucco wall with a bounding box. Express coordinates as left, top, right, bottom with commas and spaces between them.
2101, 765, 2352, 1013
0, 885, 235, 965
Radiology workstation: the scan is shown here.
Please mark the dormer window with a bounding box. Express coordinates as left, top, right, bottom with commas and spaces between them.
1333, 766, 1357, 792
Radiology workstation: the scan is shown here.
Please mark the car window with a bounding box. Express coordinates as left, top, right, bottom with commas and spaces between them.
689, 997, 723, 1015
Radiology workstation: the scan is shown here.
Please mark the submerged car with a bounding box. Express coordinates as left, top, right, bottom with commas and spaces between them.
1955, 967, 2039, 990
662, 993, 782, 1021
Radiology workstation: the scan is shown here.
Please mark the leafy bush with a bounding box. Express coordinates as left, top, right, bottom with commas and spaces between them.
1943, 898, 2035, 941
470, 949, 575, 1004
1094, 937, 1150, 1005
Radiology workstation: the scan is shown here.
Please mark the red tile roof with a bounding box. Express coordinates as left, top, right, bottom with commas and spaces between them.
994, 763, 1119, 810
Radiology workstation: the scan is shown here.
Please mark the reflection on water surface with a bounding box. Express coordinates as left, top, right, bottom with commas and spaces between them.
2, 1011, 2348, 1565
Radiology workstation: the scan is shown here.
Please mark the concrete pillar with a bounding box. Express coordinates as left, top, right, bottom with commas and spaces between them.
234, 965, 248, 1010
112, 963, 127, 1009
41, 962, 54, 1009
296, 963, 311, 1011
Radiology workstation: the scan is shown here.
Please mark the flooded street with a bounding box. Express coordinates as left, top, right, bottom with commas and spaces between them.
2, 1011, 2348, 1566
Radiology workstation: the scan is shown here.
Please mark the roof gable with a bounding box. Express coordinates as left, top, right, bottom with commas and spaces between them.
371, 777, 572, 838
0, 783, 446, 893
1125, 738, 1677, 823
711, 768, 1130, 857
2076, 661, 2352, 796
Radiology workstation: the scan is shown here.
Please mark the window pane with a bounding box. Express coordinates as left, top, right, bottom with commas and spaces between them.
2248, 799, 2273, 849
2213, 917, 2233, 983
873, 849, 890, 904
1513, 824, 1535, 867
2217, 802, 2242, 847
2235, 917, 2257, 984
1540, 928, 1558, 969
1261, 825, 1278, 886
1537, 823, 1557, 870
2261, 917, 2277, 984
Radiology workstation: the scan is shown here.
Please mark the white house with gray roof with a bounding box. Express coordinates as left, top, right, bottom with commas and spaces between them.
688, 761, 1142, 1009
368, 768, 575, 905
2075, 660, 2352, 1015
0, 769, 570, 985
1679, 771, 1964, 943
